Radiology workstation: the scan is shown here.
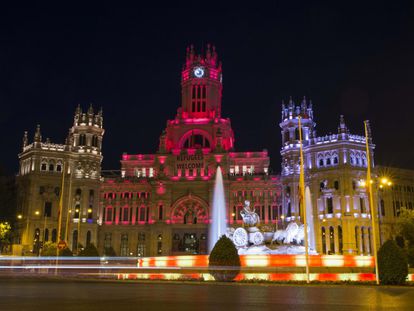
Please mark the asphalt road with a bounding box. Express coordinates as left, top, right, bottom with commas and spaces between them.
0, 279, 413, 311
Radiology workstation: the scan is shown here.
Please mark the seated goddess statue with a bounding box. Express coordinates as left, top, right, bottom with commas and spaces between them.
240, 200, 260, 227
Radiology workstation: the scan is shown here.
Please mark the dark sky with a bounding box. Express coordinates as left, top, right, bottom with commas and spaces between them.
1, 2, 413, 174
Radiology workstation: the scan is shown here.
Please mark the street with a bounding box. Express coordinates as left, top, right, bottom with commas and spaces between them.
0, 279, 413, 310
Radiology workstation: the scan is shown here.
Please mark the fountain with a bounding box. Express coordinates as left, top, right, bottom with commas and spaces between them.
208, 166, 227, 253
228, 199, 317, 255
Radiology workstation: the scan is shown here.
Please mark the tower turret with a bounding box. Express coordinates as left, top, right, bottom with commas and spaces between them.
69, 104, 105, 179
180, 44, 223, 120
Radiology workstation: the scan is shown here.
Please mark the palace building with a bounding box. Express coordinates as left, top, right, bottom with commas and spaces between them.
15, 46, 282, 256
14, 46, 414, 257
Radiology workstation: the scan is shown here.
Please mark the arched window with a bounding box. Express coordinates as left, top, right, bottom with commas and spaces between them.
56, 162, 62, 172
52, 229, 57, 243
333, 156, 338, 165
380, 199, 385, 216
368, 227, 372, 255
338, 226, 343, 254
329, 226, 335, 254
104, 233, 112, 249
49, 161, 55, 171
44, 228, 49, 242
361, 227, 366, 255
120, 233, 129, 256
321, 227, 326, 254
41, 160, 47, 171
79, 134, 86, 146
319, 158, 324, 167
86, 231, 91, 246
183, 134, 210, 149
284, 131, 290, 143
72, 230, 78, 252
92, 135, 98, 147
354, 227, 359, 255
334, 180, 339, 190
295, 127, 300, 140
137, 232, 146, 257
326, 157, 331, 166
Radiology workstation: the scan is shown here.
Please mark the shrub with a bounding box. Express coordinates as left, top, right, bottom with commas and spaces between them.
78, 243, 99, 257
378, 239, 408, 285
104, 246, 117, 257
208, 235, 240, 282
407, 247, 414, 267
41, 242, 58, 256
59, 247, 73, 257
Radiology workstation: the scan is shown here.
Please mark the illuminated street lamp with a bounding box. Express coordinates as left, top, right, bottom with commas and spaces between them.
17, 214, 23, 220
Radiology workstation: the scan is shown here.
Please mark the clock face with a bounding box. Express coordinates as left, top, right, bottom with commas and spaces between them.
193, 67, 204, 78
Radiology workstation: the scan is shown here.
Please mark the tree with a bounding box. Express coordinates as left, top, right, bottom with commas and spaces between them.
208, 235, 241, 282
0, 221, 11, 253
78, 243, 99, 256
378, 240, 408, 285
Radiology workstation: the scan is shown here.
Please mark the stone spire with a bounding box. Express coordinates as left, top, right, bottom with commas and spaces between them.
34, 124, 42, 143
22, 131, 28, 150
338, 115, 349, 134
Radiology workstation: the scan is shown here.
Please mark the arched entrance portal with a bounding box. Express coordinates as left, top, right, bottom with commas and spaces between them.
170, 195, 209, 254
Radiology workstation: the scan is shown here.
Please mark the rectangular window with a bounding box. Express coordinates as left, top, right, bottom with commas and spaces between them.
139, 207, 146, 222
44, 202, 52, 217
327, 197, 333, 214
360, 197, 365, 213
158, 205, 163, 220
123, 208, 128, 222
106, 208, 112, 221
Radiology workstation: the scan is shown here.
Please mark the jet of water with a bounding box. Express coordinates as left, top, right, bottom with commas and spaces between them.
208, 166, 227, 253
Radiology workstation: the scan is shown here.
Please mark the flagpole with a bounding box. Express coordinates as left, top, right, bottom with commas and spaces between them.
55, 162, 66, 274
64, 164, 73, 243
298, 116, 310, 283
364, 120, 379, 285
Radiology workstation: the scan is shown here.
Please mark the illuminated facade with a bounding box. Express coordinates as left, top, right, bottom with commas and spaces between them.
15, 46, 413, 257
16, 46, 282, 256
280, 100, 377, 255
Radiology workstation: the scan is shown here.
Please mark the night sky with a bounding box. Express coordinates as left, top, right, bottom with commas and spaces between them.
1, 2, 413, 174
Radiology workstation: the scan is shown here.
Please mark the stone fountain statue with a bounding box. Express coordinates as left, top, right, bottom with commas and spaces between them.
228, 200, 317, 255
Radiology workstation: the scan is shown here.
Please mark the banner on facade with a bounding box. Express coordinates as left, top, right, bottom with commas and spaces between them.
175, 154, 204, 170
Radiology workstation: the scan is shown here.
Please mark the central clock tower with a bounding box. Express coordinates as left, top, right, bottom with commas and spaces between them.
180, 44, 223, 119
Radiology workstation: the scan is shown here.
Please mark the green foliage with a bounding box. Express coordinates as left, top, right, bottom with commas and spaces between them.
407, 247, 414, 267
104, 246, 117, 257
0, 221, 11, 252
41, 242, 73, 256
60, 247, 73, 257
378, 239, 408, 285
41, 242, 58, 256
395, 235, 405, 248
399, 208, 414, 246
208, 235, 240, 281
78, 243, 99, 257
